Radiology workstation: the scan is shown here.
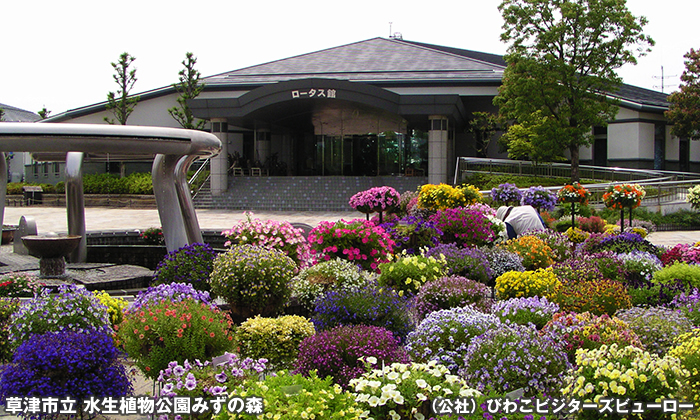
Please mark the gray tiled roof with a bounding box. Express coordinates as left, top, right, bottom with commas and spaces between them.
203, 37, 668, 110
0, 103, 40, 122
203, 38, 505, 86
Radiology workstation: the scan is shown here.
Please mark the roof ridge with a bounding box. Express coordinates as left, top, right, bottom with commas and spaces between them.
204, 37, 388, 80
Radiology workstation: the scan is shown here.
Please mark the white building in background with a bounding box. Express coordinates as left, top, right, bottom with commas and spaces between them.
42, 38, 692, 200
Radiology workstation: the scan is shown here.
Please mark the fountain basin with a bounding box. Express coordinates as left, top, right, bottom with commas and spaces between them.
21, 235, 82, 278
21, 235, 82, 259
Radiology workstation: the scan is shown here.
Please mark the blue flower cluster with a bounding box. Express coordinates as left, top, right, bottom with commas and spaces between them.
152, 243, 218, 292
492, 296, 560, 330
0, 330, 132, 403
481, 247, 525, 279
405, 306, 501, 373
312, 284, 413, 341
9, 284, 111, 346
459, 324, 571, 396
424, 243, 493, 283
490, 183, 523, 205
379, 214, 442, 255
129, 282, 216, 312
520, 186, 557, 211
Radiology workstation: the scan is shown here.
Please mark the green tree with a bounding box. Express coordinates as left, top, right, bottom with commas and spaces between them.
466, 112, 500, 157
494, 0, 653, 181
38, 107, 51, 120
168, 52, 206, 130
0, 108, 4, 122
666, 48, 700, 141
104, 52, 139, 125
498, 111, 566, 164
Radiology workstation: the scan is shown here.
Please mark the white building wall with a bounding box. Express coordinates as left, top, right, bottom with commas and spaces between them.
65, 94, 183, 128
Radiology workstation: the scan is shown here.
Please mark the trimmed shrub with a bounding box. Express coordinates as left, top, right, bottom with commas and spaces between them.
236, 315, 315, 370
492, 296, 560, 330
210, 244, 296, 319
551, 277, 631, 316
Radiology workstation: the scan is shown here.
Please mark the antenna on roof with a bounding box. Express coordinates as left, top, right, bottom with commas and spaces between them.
653, 66, 677, 93
389, 22, 392, 38
391, 32, 403, 40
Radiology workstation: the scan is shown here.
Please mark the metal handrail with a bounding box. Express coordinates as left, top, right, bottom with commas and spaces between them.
188, 157, 210, 187
453, 157, 700, 185
457, 157, 700, 211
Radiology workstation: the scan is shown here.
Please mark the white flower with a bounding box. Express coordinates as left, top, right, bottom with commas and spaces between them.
368, 396, 380, 407
415, 379, 428, 389
416, 393, 428, 401
366, 356, 378, 365
389, 410, 401, 420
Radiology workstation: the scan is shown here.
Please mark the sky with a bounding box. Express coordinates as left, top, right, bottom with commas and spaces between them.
1, 0, 697, 117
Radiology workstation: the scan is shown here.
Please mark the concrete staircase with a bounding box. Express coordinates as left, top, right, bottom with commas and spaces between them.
193, 176, 428, 211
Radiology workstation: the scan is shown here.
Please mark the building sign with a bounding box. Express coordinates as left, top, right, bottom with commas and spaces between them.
291, 89, 337, 99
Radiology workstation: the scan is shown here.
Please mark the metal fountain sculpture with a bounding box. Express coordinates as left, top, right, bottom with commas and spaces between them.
0, 123, 221, 263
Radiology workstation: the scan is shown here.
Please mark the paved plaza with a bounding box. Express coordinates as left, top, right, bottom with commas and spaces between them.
2, 205, 698, 248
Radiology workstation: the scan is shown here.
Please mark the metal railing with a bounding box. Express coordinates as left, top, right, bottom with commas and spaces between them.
188, 158, 211, 199
455, 157, 700, 209
453, 157, 684, 185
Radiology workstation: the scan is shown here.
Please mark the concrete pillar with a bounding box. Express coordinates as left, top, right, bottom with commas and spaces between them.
210, 119, 228, 195
428, 115, 449, 184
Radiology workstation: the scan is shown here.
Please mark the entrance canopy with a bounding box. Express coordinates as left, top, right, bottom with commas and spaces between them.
0, 123, 221, 259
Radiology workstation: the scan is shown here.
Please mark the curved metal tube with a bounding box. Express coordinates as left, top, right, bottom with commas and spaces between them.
0, 123, 222, 254
152, 154, 189, 252
66, 152, 86, 262
0, 152, 6, 234
174, 155, 204, 244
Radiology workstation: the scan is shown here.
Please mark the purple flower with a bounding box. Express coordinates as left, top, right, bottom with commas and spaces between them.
520, 186, 557, 211
215, 372, 228, 383
490, 183, 523, 205
295, 325, 408, 388
129, 282, 215, 312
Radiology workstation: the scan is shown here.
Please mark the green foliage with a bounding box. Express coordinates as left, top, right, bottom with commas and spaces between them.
168, 52, 206, 130
653, 262, 700, 289
215, 371, 362, 420
462, 173, 582, 190
104, 52, 139, 125
235, 315, 315, 370
467, 111, 500, 157
495, 0, 653, 181
117, 298, 234, 379
80, 172, 153, 194
667, 48, 700, 140
0, 299, 19, 362
499, 110, 566, 164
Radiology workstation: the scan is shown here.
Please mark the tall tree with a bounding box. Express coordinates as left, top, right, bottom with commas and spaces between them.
168, 52, 206, 130
466, 112, 500, 158
104, 52, 139, 125
494, 0, 653, 181
38, 107, 51, 120
666, 49, 700, 141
